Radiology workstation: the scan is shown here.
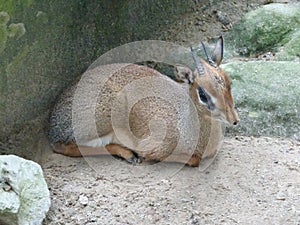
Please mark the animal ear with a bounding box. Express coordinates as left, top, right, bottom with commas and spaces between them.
174, 65, 194, 84
211, 36, 224, 66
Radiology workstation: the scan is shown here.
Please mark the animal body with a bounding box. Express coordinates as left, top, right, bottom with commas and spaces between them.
48, 36, 239, 167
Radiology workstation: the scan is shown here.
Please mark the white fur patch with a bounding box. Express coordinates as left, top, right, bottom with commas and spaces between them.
82, 132, 114, 147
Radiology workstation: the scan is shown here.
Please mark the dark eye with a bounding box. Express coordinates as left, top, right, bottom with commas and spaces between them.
197, 87, 208, 103
197, 87, 216, 111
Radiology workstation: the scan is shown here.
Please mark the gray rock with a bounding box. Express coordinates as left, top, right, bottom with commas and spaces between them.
0, 155, 50, 225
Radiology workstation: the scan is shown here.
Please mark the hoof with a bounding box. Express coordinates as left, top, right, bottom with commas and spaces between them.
126, 155, 142, 165
186, 155, 201, 167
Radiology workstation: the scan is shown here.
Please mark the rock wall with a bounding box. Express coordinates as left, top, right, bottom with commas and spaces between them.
0, 1, 195, 159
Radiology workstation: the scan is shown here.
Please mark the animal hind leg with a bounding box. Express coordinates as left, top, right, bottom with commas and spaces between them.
105, 144, 142, 164
53, 142, 82, 157
53, 142, 105, 157
53, 142, 141, 164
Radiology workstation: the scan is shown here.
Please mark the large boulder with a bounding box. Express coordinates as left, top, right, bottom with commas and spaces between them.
225, 3, 300, 57
0, 155, 50, 225
276, 29, 300, 61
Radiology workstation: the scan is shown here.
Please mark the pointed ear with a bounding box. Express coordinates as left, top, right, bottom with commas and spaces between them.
174, 65, 194, 84
211, 36, 224, 66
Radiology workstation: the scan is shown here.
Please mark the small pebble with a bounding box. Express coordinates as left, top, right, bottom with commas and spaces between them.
78, 194, 89, 206
276, 193, 286, 201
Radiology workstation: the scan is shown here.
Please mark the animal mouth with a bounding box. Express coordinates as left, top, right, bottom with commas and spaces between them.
211, 110, 229, 125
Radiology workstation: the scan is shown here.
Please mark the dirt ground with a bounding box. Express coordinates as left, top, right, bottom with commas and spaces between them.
41, 1, 300, 224
42, 137, 300, 225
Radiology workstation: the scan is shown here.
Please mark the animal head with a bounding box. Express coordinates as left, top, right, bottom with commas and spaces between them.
174, 36, 239, 126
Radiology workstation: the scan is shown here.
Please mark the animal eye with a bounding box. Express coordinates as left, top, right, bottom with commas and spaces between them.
197, 87, 208, 103
197, 87, 216, 111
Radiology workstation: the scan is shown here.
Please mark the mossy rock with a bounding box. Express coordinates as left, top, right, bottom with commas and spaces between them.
0, 12, 9, 52
225, 3, 300, 56
222, 61, 300, 139
0, 11, 25, 53
276, 29, 300, 61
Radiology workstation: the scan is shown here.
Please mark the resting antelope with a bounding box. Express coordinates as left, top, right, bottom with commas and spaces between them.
48, 36, 239, 167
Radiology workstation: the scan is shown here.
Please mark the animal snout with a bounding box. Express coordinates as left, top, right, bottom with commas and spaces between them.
233, 119, 239, 126
228, 109, 239, 126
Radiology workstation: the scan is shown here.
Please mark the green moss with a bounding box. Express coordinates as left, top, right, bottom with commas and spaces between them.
7, 23, 25, 38
6, 44, 31, 75
276, 30, 300, 61
0, 11, 9, 24
0, 12, 9, 53
0, 11, 25, 53
0, 0, 34, 15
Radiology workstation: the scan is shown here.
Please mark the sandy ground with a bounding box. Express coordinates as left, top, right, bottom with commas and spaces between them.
42, 136, 300, 225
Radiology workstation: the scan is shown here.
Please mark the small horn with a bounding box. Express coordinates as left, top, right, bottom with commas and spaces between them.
201, 42, 217, 68
190, 46, 205, 75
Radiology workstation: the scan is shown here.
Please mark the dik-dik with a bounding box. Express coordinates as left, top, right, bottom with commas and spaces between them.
48, 36, 239, 167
